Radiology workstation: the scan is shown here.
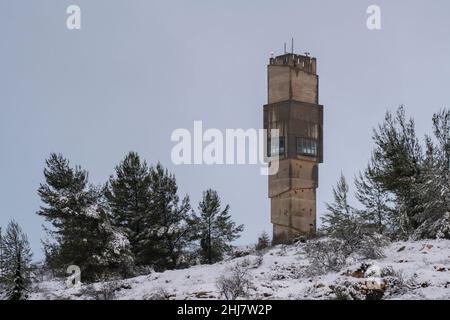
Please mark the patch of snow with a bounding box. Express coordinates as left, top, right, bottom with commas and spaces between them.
28, 239, 450, 300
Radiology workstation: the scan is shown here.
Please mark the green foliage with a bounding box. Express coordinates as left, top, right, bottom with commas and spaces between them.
105, 152, 152, 264
105, 153, 194, 270
322, 174, 359, 248
0, 227, 5, 284
354, 166, 393, 235
321, 174, 388, 258
412, 110, 450, 239
1, 220, 32, 300
325, 107, 450, 242
34, 152, 247, 279
191, 189, 244, 264
37, 153, 133, 282
370, 106, 424, 237
141, 163, 193, 270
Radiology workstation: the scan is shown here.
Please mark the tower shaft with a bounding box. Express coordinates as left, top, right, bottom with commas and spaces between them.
264, 53, 323, 244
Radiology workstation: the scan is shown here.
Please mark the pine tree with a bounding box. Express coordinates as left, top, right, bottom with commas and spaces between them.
413, 110, 450, 239
370, 106, 424, 237
8, 258, 27, 300
322, 175, 387, 258
142, 163, 193, 270
354, 166, 393, 235
255, 231, 271, 251
322, 174, 362, 252
191, 189, 244, 264
2, 220, 32, 300
0, 227, 5, 284
37, 153, 133, 281
80, 201, 135, 279
104, 152, 152, 263
322, 174, 358, 241
105, 154, 196, 270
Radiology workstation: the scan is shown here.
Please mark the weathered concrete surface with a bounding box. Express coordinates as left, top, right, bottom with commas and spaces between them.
264, 53, 323, 244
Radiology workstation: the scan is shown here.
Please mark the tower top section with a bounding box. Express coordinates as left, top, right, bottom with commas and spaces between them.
269, 53, 317, 75
267, 52, 319, 105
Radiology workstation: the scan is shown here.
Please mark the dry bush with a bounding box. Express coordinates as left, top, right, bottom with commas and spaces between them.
145, 287, 172, 300
81, 280, 119, 300
357, 234, 389, 259
216, 261, 252, 300
380, 266, 416, 297
331, 283, 365, 300
304, 239, 348, 276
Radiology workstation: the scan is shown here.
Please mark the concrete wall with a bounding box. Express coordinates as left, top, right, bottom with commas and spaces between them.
268, 64, 318, 105
264, 53, 323, 244
268, 159, 318, 198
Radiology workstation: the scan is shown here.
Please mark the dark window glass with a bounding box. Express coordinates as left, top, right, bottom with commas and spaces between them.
297, 137, 318, 157
267, 137, 285, 157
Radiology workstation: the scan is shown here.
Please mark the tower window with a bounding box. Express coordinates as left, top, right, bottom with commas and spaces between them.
297, 137, 318, 157
267, 136, 285, 157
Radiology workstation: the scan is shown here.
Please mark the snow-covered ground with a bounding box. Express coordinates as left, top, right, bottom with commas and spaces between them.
30, 240, 450, 300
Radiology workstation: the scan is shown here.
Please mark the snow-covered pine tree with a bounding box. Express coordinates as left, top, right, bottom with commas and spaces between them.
0, 227, 5, 284
322, 174, 387, 258
321, 174, 361, 252
37, 153, 133, 281
354, 165, 393, 235
2, 220, 32, 300
104, 152, 152, 264
413, 110, 450, 239
80, 201, 135, 279
191, 189, 244, 264
140, 163, 193, 270
105, 154, 196, 270
255, 231, 271, 251
8, 263, 26, 300
38, 153, 94, 272
370, 106, 424, 237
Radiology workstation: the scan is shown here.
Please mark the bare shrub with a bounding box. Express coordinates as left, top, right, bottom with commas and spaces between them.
98, 281, 119, 300
240, 254, 264, 270
331, 280, 385, 300
304, 239, 348, 275
380, 266, 416, 296
81, 280, 119, 300
331, 283, 364, 300
278, 245, 288, 256
357, 234, 389, 259
216, 262, 252, 300
145, 287, 172, 300
232, 248, 252, 259
254, 252, 264, 268
130, 265, 154, 277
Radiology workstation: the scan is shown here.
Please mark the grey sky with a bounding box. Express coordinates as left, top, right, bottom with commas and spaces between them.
1, 0, 450, 260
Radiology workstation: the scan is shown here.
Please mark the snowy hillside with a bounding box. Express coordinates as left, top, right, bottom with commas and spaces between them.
30, 240, 450, 300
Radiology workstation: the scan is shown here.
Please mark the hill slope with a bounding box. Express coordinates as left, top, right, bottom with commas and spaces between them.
30, 239, 450, 300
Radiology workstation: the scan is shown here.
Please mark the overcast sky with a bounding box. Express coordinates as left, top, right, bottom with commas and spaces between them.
1, 0, 450, 260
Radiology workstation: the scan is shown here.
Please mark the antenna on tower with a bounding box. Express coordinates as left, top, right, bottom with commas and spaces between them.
291, 38, 294, 54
